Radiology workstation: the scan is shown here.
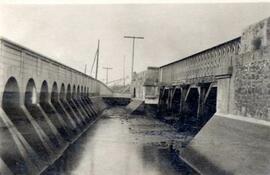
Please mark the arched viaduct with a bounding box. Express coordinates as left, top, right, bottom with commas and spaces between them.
0, 38, 112, 174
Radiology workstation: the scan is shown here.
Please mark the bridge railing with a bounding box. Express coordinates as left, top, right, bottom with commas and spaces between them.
160, 37, 241, 85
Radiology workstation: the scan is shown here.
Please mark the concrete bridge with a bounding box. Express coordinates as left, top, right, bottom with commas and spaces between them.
0, 38, 112, 174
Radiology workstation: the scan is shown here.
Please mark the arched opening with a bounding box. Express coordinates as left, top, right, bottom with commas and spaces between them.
60, 84, 82, 129
50, 82, 73, 140
25, 79, 37, 105
72, 85, 76, 98
38, 80, 61, 148
40, 81, 49, 104
76, 85, 93, 120
79, 86, 95, 118
81, 86, 83, 96
51, 82, 58, 104
74, 85, 91, 122
60, 84, 66, 100
87, 87, 89, 97
51, 83, 76, 137
77, 86, 80, 97
83, 87, 97, 116
67, 84, 72, 100
84, 87, 87, 96
2, 77, 51, 164
1, 77, 31, 174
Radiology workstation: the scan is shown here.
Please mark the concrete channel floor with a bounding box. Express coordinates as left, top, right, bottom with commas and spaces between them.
43, 107, 197, 175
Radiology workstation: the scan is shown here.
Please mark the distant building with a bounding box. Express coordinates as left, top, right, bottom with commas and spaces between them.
130, 67, 160, 104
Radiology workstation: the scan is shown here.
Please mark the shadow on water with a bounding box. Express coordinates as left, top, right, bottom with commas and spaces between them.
141, 144, 197, 175
41, 121, 99, 175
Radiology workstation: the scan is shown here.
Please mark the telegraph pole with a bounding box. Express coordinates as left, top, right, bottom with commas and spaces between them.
103, 67, 112, 84
84, 64, 87, 74
123, 55, 126, 87
95, 40, 100, 79
124, 36, 144, 83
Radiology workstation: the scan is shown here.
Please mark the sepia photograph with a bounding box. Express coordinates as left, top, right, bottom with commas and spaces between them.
0, 0, 270, 174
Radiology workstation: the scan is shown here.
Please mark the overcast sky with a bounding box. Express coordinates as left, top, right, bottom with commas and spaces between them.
1, 3, 270, 84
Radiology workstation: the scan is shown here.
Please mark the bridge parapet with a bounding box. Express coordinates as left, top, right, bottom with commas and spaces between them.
0, 37, 112, 104
160, 37, 241, 85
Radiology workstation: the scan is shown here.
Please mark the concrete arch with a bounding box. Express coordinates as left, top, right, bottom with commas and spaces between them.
77, 85, 80, 97
80, 86, 83, 96
2, 77, 52, 164
67, 84, 72, 100
2, 77, 20, 108
72, 85, 76, 98
40, 80, 49, 103
25, 78, 38, 105
84, 86, 87, 96
51, 82, 58, 103
60, 83, 65, 100
87, 87, 89, 96
1, 77, 34, 174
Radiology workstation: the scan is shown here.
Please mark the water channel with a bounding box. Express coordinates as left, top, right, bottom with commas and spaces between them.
42, 107, 197, 175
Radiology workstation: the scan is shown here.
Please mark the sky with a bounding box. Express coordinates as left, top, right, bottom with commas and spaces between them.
1, 3, 270, 84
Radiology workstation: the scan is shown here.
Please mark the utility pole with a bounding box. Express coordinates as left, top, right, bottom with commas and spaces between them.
84, 64, 87, 74
95, 40, 100, 79
90, 40, 100, 79
103, 67, 112, 84
123, 55, 126, 87
124, 36, 144, 83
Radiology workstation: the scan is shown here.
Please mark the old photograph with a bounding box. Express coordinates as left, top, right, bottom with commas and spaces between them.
0, 1, 270, 174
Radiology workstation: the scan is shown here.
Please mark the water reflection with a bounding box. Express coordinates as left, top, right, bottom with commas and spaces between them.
42, 108, 196, 175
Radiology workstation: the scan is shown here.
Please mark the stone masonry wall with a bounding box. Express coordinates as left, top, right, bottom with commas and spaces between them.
234, 45, 270, 121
